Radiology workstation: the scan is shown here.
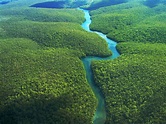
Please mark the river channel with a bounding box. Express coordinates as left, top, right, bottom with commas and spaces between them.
80, 9, 120, 124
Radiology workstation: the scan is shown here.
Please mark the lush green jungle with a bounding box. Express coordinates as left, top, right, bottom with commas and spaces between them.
92, 42, 166, 123
90, 0, 166, 43
90, 0, 166, 123
0, 0, 166, 124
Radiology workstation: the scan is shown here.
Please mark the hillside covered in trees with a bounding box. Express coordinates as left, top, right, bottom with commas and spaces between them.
0, 0, 166, 124
90, 0, 166, 43
0, 0, 111, 123
90, 0, 166, 123
92, 42, 166, 123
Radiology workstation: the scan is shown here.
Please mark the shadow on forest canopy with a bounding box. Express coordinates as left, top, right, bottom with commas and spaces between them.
0, 93, 83, 124
144, 0, 166, 8
30, 0, 88, 8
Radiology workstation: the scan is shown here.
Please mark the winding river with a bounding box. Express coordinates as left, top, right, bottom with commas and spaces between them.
80, 9, 120, 124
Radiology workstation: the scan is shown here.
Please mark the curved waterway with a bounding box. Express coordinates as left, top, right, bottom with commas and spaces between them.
80, 9, 120, 124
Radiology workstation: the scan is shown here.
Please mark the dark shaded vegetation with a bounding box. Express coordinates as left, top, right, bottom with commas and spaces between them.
30, 1, 66, 8
92, 42, 166, 123
144, 0, 166, 8
30, 0, 90, 9
90, 1, 166, 43
1, 0, 166, 123
89, 0, 166, 123
0, 0, 18, 5
85, 0, 128, 10
0, 0, 112, 123
0, 1, 9, 4
0, 38, 97, 124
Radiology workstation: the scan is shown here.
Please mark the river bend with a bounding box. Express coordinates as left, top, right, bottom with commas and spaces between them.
80, 9, 120, 124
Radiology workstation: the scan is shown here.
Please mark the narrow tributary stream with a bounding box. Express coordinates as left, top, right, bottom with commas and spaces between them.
80, 9, 120, 124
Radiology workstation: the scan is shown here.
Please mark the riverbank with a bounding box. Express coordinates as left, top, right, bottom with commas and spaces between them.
80, 9, 120, 124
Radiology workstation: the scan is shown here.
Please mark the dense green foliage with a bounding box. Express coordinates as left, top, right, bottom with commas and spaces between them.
90, 1, 166, 43
90, 1, 166, 123
0, 38, 97, 124
92, 42, 166, 123
1, 0, 166, 123
0, 20, 111, 56
0, 2, 111, 57
0, 0, 112, 123
117, 42, 166, 56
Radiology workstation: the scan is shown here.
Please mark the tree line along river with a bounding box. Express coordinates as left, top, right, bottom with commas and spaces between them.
80, 8, 120, 124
